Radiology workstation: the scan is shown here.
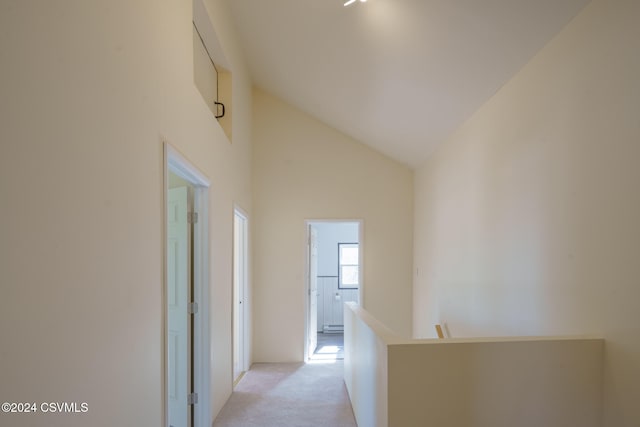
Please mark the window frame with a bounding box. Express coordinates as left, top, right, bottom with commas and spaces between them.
338, 242, 359, 289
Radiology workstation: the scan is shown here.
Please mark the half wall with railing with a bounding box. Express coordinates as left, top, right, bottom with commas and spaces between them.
344, 302, 604, 427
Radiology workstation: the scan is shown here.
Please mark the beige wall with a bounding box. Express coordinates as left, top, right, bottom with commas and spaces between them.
252, 88, 413, 361
413, 0, 640, 425
389, 338, 603, 427
0, 0, 251, 425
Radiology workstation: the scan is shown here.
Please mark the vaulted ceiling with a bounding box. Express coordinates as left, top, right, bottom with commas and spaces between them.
227, 0, 590, 168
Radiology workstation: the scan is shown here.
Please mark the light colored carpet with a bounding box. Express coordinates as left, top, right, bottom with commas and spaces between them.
213, 361, 357, 427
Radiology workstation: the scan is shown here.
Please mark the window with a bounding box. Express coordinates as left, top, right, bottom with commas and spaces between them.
338, 243, 359, 289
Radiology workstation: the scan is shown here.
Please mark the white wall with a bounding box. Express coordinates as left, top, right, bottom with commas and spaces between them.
0, 0, 252, 425
344, 303, 390, 427
252, 88, 414, 362
314, 222, 359, 276
413, 0, 640, 425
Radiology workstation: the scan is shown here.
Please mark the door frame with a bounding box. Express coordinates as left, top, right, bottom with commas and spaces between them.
164, 143, 211, 427
304, 219, 363, 361
232, 206, 250, 383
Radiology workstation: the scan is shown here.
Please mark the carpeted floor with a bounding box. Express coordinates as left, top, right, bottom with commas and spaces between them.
213, 361, 357, 427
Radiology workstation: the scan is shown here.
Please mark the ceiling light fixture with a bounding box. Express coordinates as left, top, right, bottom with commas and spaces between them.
344, 0, 366, 6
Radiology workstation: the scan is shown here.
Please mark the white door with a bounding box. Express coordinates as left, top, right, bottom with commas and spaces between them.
168, 187, 190, 427
308, 225, 318, 358
233, 211, 247, 382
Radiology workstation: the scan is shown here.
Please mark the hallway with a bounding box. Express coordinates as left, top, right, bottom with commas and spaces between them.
213, 361, 356, 427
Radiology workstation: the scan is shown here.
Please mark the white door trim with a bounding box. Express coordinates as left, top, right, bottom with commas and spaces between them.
233, 206, 250, 383
164, 143, 211, 427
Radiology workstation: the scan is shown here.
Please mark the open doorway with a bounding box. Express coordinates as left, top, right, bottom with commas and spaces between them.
233, 208, 248, 384
305, 221, 361, 362
164, 144, 211, 427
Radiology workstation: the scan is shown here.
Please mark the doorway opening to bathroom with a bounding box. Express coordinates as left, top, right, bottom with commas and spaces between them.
305, 220, 362, 362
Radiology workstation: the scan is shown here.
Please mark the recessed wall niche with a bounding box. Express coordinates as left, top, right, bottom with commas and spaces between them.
192, 0, 232, 142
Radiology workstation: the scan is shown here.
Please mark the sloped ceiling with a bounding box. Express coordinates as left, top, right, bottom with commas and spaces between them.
228, 0, 590, 168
